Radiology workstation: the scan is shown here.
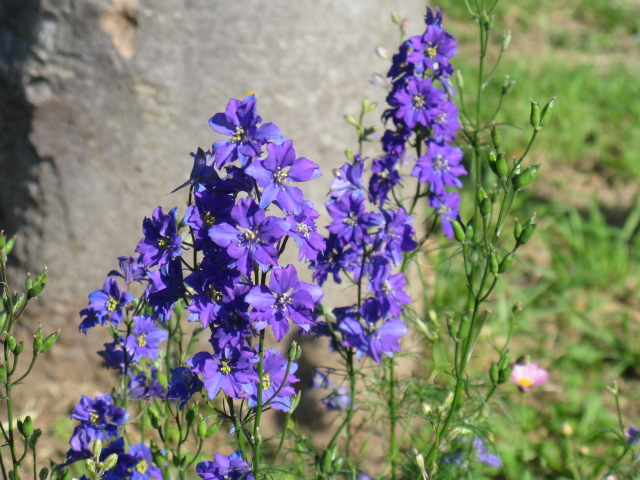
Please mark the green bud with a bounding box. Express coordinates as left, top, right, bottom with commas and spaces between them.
28, 429, 41, 449
0, 312, 7, 333
390, 11, 401, 24
151, 442, 166, 467
155, 370, 167, 388
498, 364, 513, 384
512, 165, 540, 191
480, 198, 491, 217
14, 341, 24, 355
321, 446, 337, 474
344, 114, 359, 127
421, 403, 433, 417
518, 221, 537, 245
477, 185, 488, 203
530, 99, 541, 129
362, 98, 377, 113
12, 295, 25, 315
489, 251, 500, 276
5, 237, 16, 256
6, 334, 17, 352
481, 11, 493, 30
86, 459, 96, 476
40, 330, 60, 353
496, 153, 508, 178
428, 462, 438, 477
450, 219, 465, 243
498, 349, 510, 370
290, 390, 302, 412
25, 275, 33, 292
502, 30, 512, 50
456, 314, 471, 340
0, 365, 6, 382
38, 468, 49, 480
288, 341, 302, 361
502, 75, 515, 95
464, 221, 474, 242
27, 267, 48, 299
487, 149, 498, 175
103, 453, 118, 472
491, 123, 502, 150
490, 363, 500, 385
93, 439, 103, 459
445, 314, 457, 340
205, 422, 221, 438
514, 219, 523, 240
455, 70, 464, 90
344, 149, 354, 162
540, 97, 556, 127
18, 416, 35, 439
33, 327, 44, 353
186, 406, 198, 425
148, 407, 161, 429
197, 419, 207, 439
331, 456, 343, 474
499, 252, 516, 274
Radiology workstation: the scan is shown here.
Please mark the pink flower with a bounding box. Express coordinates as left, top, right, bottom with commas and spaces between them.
509, 362, 549, 392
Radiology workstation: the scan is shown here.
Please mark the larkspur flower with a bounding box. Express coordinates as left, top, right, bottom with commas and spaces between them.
473, 437, 501, 468
208, 197, 286, 275
190, 346, 258, 400
246, 264, 323, 341
135, 207, 182, 268
84, 277, 134, 328
196, 451, 254, 480
172, 147, 220, 193
243, 349, 299, 412
412, 142, 466, 195
387, 76, 445, 130
406, 16, 457, 75
128, 370, 164, 400
626, 426, 640, 446
167, 367, 204, 409
339, 315, 408, 363
509, 362, 549, 392
108, 256, 147, 286
129, 442, 163, 480
245, 140, 321, 214
283, 202, 326, 262
68, 395, 128, 453
429, 191, 460, 239
209, 94, 284, 167
124, 316, 168, 362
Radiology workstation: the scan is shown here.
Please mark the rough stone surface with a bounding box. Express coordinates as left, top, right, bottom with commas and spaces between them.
1, 0, 424, 326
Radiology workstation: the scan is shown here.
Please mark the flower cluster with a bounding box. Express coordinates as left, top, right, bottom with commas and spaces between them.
75, 94, 324, 478
311, 153, 416, 363
374, 7, 465, 237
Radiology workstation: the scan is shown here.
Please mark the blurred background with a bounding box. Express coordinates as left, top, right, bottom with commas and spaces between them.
2, 0, 640, 477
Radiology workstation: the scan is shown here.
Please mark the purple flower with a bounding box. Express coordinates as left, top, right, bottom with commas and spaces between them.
209, 94, 284, 168
412, 142, 466, 195
208, 197, 286, 275
129, 370, 164, 400
69, 395, 128, 453
98, 341, 128, 373
108, 256, 147, 286
340, 316, 408, 363
284, 202, 326, 262
330, 156, 366, 199
473, 437, 501, 468
310, 369, 352, 411
124, 316, 168, 361
135, 207, 182, 268
388, 77, 445, 129
626, 426, 640, 446
365, 267, 412, 319
327, 195, 383, 248
129, 443, 163, 480
190, 346, 258, 400
85, 277, 135, 328
407, 17, 457, 75
183, 190, 235, 250
146, 259, 186, 321
243, 349, 299, 412
431, 100, 461, 143
245, 140, 321, 214
509, 362, 549, 392
246, 264, 323, 341
167, 367, 204, 409
172, 147, 220, 193
429, 191, 460, 239
378, 207, 418, 265
196, 451, 254, 480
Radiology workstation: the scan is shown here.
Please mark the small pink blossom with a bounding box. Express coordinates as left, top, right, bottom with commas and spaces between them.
509, 362, 549, 392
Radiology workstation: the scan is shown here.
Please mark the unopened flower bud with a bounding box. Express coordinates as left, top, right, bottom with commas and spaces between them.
464, 221, 474, 242
421, 403, 433, 417
496, 153, 508, 178
502, 31, 512, 50
450, 219, 465, 243
490, 363, 500, 384
375, 47, 392, 59
456, 70, 464, 90
103, 453, 118, 471
40, 330, 60, 354
512, 165, 540, 191
499, 252, 516, 274
288, 341, 302, 361
491, 123, 502, 150
93, 439, 103, 459
514, 219, 523, 241
490, 250, 500, 276
86, 459, 96, 476
540, 97, 556, 127
480, 198, 491, 217
6, 334, 16, 352
530, 99, 541, 129
19, 416, 33, 438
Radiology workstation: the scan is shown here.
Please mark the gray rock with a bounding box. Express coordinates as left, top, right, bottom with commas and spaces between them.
0, 0, 424, 326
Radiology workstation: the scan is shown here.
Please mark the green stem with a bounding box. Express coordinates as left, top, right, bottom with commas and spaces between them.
522, 392, 530, 480
387, 356, 397, 480
252, 331, 266, 477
